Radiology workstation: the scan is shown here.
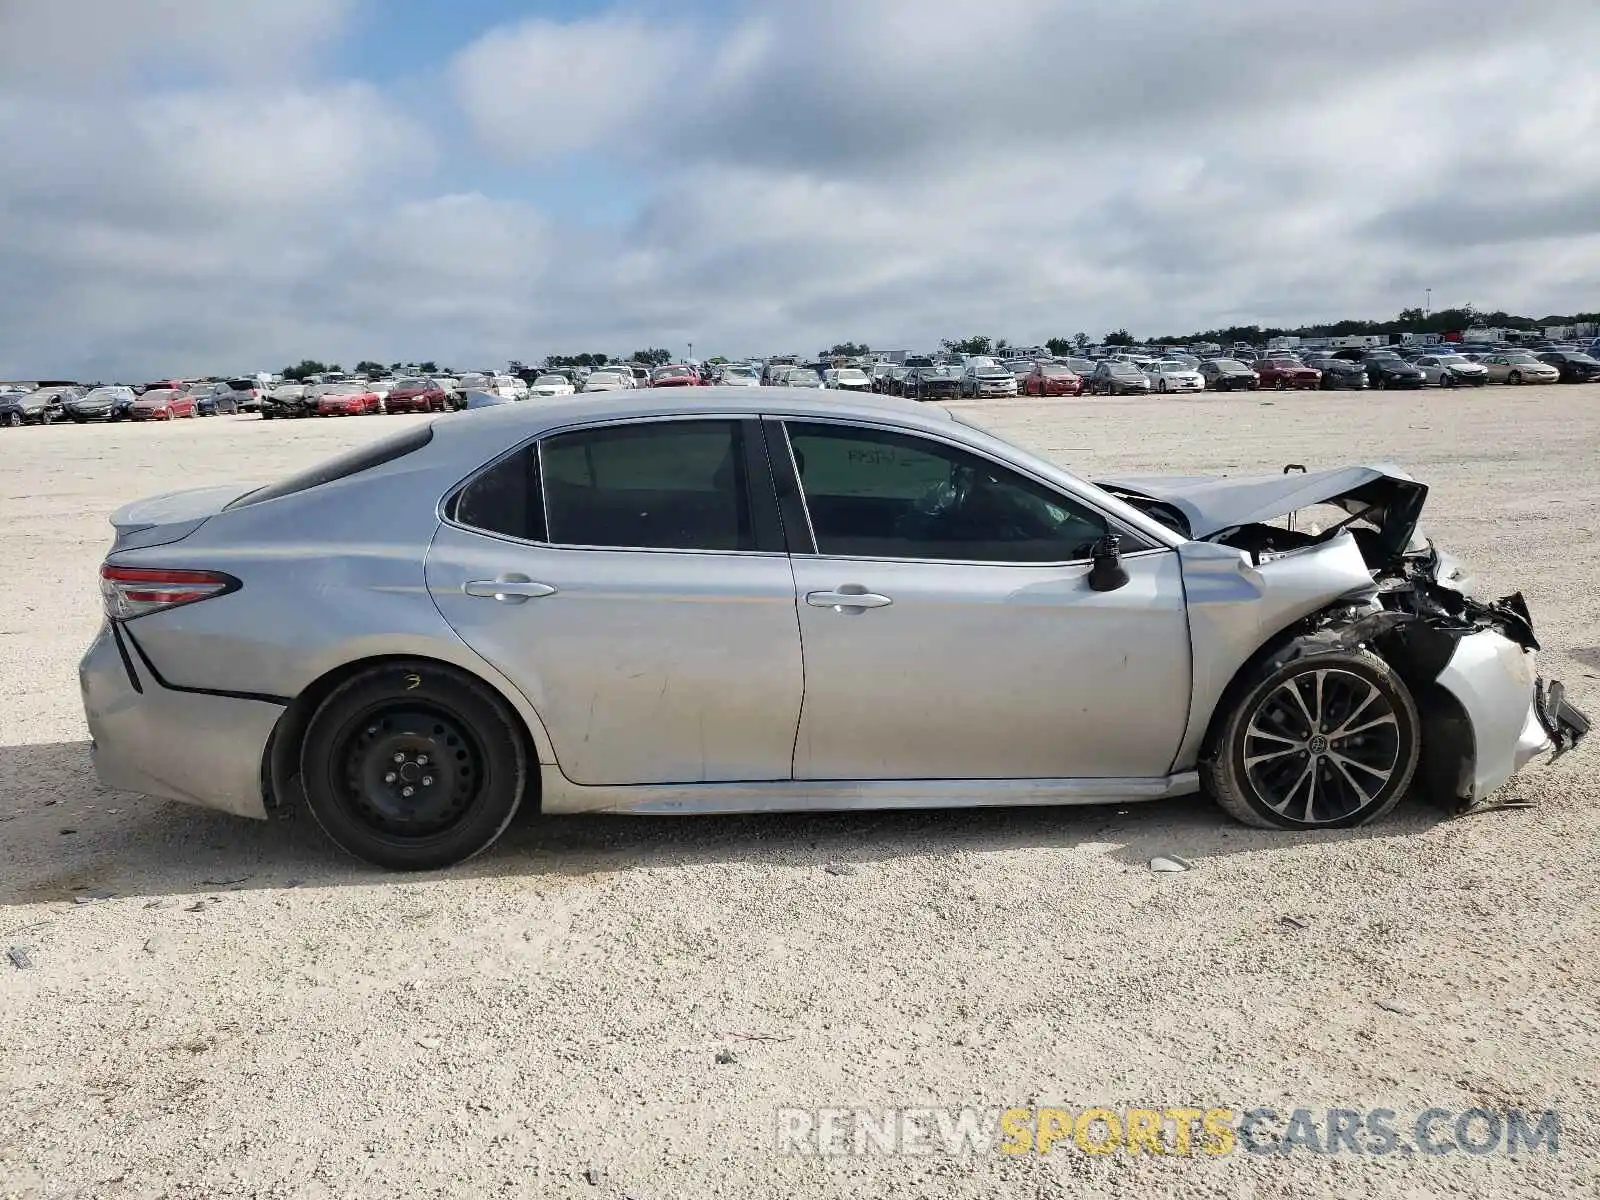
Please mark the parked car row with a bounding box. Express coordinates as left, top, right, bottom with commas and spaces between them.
7, 340, 1598, 432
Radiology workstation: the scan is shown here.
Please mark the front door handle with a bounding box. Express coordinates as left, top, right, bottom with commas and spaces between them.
463, 576, 557, 604
806, 586, 893, 612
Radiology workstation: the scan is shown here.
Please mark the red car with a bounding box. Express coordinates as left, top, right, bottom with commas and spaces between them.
1254, 357, 1322, 390
384, 378, 450, 414
315, 384, 384, 416
128, 388, 198, 421
1023, 362, 1085, 397
650, 365, 707, 387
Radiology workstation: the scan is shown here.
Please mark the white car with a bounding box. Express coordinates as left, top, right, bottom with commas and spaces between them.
823, 367, 873, 391
961, 356, 1019, 398
456, 373, 491, 393
582, 370, 632, 393
1414, 354, 1489, 388
489, 374, 528, 401
718, 366, 760, 387
528, 374, 576, 397
1147, 360, 1206, 393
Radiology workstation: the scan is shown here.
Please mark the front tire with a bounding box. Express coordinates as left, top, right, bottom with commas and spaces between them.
299, 662, 530, 870
1509, 371, 1522, 385
1203, 645, 1420, 830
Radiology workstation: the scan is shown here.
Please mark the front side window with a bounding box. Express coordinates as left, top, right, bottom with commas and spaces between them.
784, 422, 1117, 563
539, 420, 758, 551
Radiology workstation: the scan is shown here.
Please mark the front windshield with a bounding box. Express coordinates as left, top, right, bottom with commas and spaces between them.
588, 373, 622, 384
1213, 359, 1248, 371
1503, 354, 1538, 364
140, 389, 179, 402
837, 370, 868, 381
788, 370, 820, 383
534, 375, 567, 385
1156, 361, 1184, 371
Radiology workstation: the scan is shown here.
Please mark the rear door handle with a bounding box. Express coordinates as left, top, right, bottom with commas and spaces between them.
806, 587, 893, 612
463, 576, 557, 604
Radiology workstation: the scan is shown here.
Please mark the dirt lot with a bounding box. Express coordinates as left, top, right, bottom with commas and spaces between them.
3, 388, 1598, 1199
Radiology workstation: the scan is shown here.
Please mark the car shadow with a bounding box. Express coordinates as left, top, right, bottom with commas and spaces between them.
0, 740, 1458, 908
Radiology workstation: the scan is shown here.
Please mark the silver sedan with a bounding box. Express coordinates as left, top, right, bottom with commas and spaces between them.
81, 389, 1588, 869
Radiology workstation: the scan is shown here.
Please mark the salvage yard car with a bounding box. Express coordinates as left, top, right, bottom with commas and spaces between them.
1022, 362, 1085, 397
1, 385, 79, 426
1254, 357, 1322, 391
385, 378, 453, 413
315, 383, 384, 417
1146, 359, 1205, 394
961, 357, 1020, 398
79, 388, 1589, 870
1198, 359, 1261, 392
65, 386, 135, 422
129, 388, 197, 421
1088, 360, 1153, 395
1414, 353, 1489, 388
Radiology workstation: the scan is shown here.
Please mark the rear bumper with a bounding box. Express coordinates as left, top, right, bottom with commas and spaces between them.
1434, 629, 1589, 804
79, 622, 280, 820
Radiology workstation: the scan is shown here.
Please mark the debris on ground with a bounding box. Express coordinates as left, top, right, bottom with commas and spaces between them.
1149, 855, 1193, 873
714, 1048, 739, 1065
823, 862, 857, 877
7, 946, 34, 970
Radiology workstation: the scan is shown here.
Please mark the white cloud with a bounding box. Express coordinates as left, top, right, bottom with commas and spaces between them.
0, 0, 354, 80
450, 15, 692, 159
2, 0, 1600, 378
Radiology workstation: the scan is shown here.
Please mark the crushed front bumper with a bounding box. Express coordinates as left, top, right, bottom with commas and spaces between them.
79, 621, 281, 820
1431, 628, 1590, 808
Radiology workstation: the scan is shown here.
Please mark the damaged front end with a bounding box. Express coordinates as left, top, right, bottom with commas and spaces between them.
1102, 464, 1591, 812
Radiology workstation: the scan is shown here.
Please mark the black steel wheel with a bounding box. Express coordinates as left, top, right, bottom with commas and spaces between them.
300, 661, 529, 870
1204, 646, 1420, 830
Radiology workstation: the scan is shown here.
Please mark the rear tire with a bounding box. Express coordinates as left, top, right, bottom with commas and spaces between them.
300, 662, 530, 871
1203, 644, 1420, 830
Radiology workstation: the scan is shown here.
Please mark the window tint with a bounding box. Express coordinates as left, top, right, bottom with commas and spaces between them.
453, 446, 545, 542
539, 420, 758, 551
785, 422, 1114, 563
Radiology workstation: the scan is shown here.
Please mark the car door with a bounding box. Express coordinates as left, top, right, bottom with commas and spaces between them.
425, 416, 805, 787
771, 418, 1193, 781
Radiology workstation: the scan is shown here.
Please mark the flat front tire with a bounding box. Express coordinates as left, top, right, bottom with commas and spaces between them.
299, 662, 530, 870
1203, 645, 1420, 830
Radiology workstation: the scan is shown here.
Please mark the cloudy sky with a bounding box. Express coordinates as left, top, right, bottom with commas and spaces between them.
1, 0, 1595, 378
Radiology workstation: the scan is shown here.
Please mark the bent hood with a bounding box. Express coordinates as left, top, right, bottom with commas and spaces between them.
1094, 465, 1429, 559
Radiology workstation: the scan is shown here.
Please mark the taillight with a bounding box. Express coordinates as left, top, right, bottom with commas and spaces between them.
100, 566, 236, 620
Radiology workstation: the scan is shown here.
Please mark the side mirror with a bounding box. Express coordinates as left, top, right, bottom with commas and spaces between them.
1088, 534, 1130, 593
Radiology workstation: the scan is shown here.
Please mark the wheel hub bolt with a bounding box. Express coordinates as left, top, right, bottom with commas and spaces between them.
393, 752, 406, 764
384, 772, 397, 784
402, 786, 415, 798
417, 755, 430, 766
422, 776, 434, 787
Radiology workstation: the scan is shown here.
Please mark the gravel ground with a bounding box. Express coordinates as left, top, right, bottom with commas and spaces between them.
2, 389, 1598, 1198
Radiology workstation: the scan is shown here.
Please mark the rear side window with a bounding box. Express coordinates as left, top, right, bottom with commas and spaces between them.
539, 420, 758, 551
452, 447, 545, 542
226, 425, 434, 509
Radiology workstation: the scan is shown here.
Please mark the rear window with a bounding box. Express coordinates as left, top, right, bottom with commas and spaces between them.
227, 380, 256, 390
226, 425, 435, 509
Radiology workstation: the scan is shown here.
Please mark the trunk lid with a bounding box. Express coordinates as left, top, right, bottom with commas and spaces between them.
109, 484, 256, 552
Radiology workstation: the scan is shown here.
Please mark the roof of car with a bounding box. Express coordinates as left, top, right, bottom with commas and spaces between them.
431, 385, 954, 445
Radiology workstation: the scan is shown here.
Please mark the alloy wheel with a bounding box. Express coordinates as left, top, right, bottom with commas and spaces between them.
1242, 667, 1402, 824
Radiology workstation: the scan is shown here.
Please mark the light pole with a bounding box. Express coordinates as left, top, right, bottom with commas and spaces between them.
1425, 289, 1431, 320
688, 341, 694, 363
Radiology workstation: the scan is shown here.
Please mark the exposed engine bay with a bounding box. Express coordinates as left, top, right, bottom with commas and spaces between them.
1100, 463, 1591, 808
